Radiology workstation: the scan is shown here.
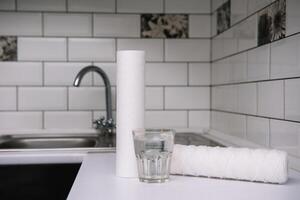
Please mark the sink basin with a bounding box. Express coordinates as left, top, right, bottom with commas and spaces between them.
0, 133, 116, 149
0, 137, 97, 149
0, 132, 224, 150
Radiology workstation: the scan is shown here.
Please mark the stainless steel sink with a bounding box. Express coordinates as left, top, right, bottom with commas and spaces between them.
0, 133, 116, 149
0, 138, 96, 149
0, 132, 224, 150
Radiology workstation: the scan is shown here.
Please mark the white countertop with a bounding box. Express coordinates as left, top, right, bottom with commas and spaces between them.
67, 153, 300, 200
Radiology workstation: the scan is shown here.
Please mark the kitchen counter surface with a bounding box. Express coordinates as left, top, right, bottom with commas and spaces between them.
67, 153, 300, 200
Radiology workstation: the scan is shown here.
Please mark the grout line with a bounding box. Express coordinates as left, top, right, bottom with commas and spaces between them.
41, 12, 45, 37
245, 115, 248, 139
15, 59, 210, 64
0, 9, 212, 16
0, 109, 209, 112
211, 76, 300, 87
163, 39, 166, 62
16, 86, 19, 111
187, 110, 189, 128
256, 83, 258, 115
91, 111, 94, 125
115, 38, 117, 62
211, 109, 300, 124
268, 119, 271, 148
9, 35, 211, 40
66, 37, 69, 61
91, 13, 94, 37
187, 63, 190, 86
269, 43, 272, 79
66, 86, 69, 111
42, 62, 45, 86
209, 7, 213, 129
283, 80, 286, 119
42, 111, 45, 129
115, 0, 117, 13
163, 86, 165, 110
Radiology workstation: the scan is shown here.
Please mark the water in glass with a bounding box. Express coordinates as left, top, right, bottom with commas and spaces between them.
133, 129, 174, 183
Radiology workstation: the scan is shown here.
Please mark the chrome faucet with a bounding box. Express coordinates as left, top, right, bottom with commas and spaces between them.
73, 65, 115, 132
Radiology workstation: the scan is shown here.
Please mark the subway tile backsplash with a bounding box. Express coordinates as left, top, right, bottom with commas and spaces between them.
44, 13, 92, 37
0, 12, 42, 36
211, 0, 300, 170
18, 37, 67, 61
68, 38, 115, 61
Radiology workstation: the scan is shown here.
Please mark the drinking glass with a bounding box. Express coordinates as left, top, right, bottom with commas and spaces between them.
133, 129, 175, 183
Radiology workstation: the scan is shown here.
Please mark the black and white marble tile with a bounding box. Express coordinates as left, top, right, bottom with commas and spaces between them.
141, 14, 188, 38
217, 0, 231, 34
258, 0, 286, 46
0, 36, 17, 61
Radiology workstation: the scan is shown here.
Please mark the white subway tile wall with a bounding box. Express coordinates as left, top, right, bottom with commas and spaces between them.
165, 0, 210, 13
44, 111, 92, 129
145, 63, 187, 86
17, 0, 66, 11
165, 39, 210, 62
0, 0, 211, 131
145, 111, 187, 128
165, 87, 210, 109
188, 111, 210, 128
286, 0, 300, 36
117, 39, 164, 61
246, 116, 269, 146
44, 62, 92, 86
117, 0, 163, 13
0, 112, 43, 129
68, 87, 116, 110
0, 12, 42, 36
18, 87, 67, 110
211, 0, 300, 171
18, 38, 67, 61
189, 15, 211, 38
68, 0, 115, 12
230, 0, 247, 25
93, 14, 140, 37
0, 87, 17, 110
68, 38, 115, 61
145, 87, 164, 109
247, 44, 270, 81
44, 13, 92, 37
0, 62, 42, 85
285, 79, 300, 121
188, 63, 210, 85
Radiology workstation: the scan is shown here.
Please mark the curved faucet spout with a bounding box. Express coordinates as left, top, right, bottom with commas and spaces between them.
73, 65, 113, 129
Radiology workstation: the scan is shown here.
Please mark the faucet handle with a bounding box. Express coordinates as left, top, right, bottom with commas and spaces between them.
93, 116, 105, 129
93, 116, 115, 131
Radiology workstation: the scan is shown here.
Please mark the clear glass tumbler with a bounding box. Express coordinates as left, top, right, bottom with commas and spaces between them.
133, 129, 175, 183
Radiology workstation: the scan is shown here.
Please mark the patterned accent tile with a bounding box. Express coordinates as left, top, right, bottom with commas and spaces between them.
0, 36, 17, 61
141, 14, 188, 38
217, 0, 231, 34
258, 0, 286, 46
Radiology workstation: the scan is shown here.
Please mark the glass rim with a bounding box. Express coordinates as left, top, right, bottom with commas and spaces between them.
133, 128, 175, 132
132, 128, 175, 136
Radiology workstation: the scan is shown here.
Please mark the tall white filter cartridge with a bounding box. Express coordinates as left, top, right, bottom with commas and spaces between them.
116, 50, 145, 178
